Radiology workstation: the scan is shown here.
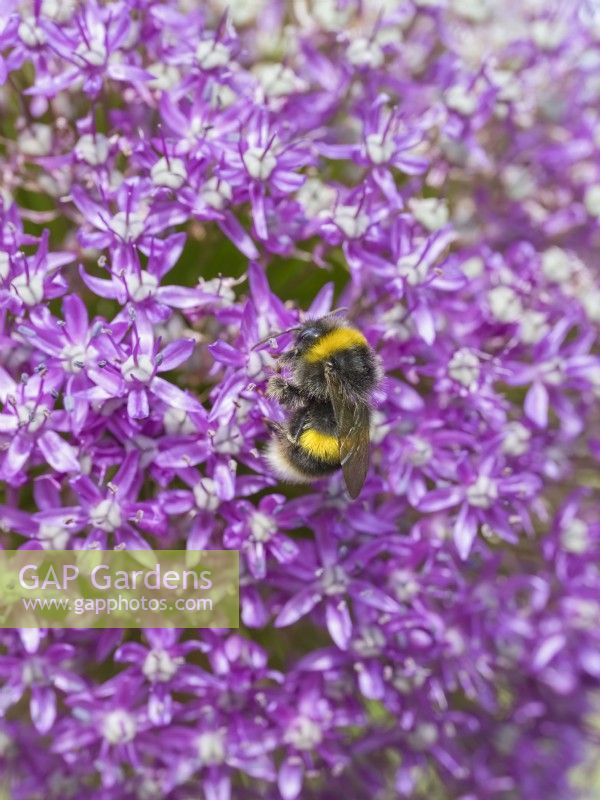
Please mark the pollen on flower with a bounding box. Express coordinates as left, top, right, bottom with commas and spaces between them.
62, 343, 87, 373
297, 178, 337, 217
124, 271, 159, 302
200, 177, 233, 209
320, 566, 349, 596
18, 18, 47, 47
451, 0, 491, 21
332, 205, 370, 238
408, 437, 433, 466
444, 627, 466, 657
531, 20, 565, 51
11, 272, 45, 306
209, 81, 237, 108
445, 85, 478, 116
75, 40, 107, 66
364, 133, 395, 164
215, 0, 265, 25
311, 0, 355, 30
89, 498, 122, 532
38, 521, 70, 549
409, 722, 439, 750
540, 357, 565, 386
519, 310, 548, 344
110, 210, 148, 241
253, 64, 306, 97
467, 475, 498, 508
408, 198, 449, 231
448, 348, 480, 389
0, 731, 12, 757
212, 425, 243, 455
75, 134, 110, 165
584, 185, 600, 217
193, 478, 219, 511
249, 511, 276, 542
579, 284, 600, 323
143, 649, 180, 682
0, 252, 10, 281
163, 407, 197, 435
487, 285, 522, 323
561, 519, 589, 554
347, 37, 384, 69
196, 730, 227, 765
19, 125, 52, 157
21, 658, 46, 686
101, 710, 137, 745
150, 157, 186, 189
502, 422, 531, 456
196, 40, 230, 70
391, 660, 431, 693
502, 165, 536, 200
121, 354, 154, 383
147, 62, 180, 90
461, 256, 485, 278
541, 247, 575, 283
390, 569, 420, 602
285, 717, 324, 751
41, 0, 76, 21
16, 402, 48, 433
244, 147, 277, 180
353, 627, 386, 658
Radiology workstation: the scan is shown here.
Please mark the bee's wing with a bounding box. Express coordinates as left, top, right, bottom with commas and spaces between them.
325, 365, 370, 499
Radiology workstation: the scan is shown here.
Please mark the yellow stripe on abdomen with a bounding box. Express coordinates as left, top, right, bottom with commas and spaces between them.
304, 327, 367, 363
298, 429, 340, 462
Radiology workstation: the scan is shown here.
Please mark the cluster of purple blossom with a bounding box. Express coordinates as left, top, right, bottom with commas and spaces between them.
0, 0, 599, 797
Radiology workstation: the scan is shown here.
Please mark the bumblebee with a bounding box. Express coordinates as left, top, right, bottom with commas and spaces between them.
265, 315, 380, 499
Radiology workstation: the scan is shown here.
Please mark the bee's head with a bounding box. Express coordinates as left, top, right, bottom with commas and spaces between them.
294, 316, 343, 355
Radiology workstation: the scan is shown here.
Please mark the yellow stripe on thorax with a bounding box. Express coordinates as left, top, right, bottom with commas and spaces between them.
298, 429, 340, 462
304, 327, 367, 363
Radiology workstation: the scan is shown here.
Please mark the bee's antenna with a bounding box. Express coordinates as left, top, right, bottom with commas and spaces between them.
252, 325, 301, 350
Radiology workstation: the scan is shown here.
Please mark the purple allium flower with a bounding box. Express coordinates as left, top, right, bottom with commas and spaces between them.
0, 1, 599, 798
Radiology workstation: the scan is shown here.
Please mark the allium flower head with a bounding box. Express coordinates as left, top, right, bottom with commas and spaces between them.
0, 1, 598, 799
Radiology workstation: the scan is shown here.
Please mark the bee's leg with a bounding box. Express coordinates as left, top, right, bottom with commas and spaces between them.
264, 418, 285, 435
264, 418, 298, 445
266, 375, 306, 410
276, 350, 298, 367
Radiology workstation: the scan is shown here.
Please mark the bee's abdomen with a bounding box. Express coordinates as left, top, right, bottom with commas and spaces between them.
297, 428, 340, 463
289, 432, 341, 477
292, 405, 340, 475
267, 401, 341, 483
266, 432, 340, 484
267, 409, 340, 482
